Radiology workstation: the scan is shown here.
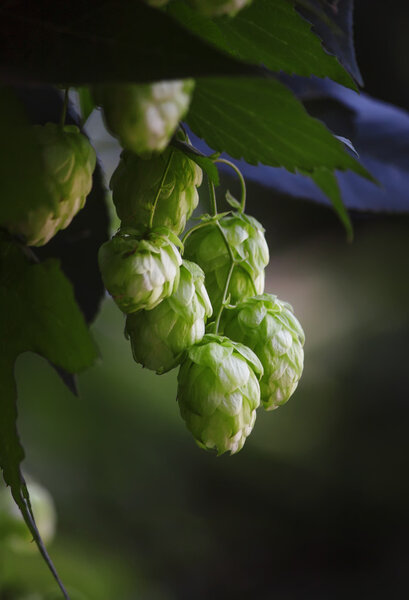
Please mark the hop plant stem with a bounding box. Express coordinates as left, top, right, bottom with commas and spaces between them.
214, 158, 246, 213
213, 220, 236, 334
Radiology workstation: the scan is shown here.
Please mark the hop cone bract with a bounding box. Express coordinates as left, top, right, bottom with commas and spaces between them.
6, 123, 96, 246
111, 144, 202, 235
184, 212, 269, 314
125, 260, 212, 373
0, 479, 56, 553
189, 0, 252, 16
93, 80, 195, 155
177, 334, 262, 455
98, 227, 182, 313
220, 294, 305, 410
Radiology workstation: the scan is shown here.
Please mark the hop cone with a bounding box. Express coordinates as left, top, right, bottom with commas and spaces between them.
177, 334, 263, 455
6, 123, 96, 247
93, 80, 195, 155
125, 260, 212, 373
111, 143, 202, 235
98, 227, 182, 313
220, 294, 305, 410
188, 0, 252, 16
184, 212, 269, 314
0, 479, 56, 553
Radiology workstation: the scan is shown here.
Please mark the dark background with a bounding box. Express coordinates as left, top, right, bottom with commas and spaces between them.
2, 1, 409, 598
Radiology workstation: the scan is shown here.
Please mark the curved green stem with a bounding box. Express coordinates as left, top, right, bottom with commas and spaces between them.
214, 158, 246, 213
60, 88, 69, 128
213, 260, 235, 334
208, 179, 218, 217
213, 221, 236, 334
181, 221, 209, 245
149, 150, 174, 229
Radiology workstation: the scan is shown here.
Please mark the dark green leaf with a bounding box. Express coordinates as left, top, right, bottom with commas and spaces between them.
0, 1, 259, 85
0, 236, 98, 598
168, 0, 355, 89
309, 167, 353, 240
295, 0, 363, 86
187, 77, 371, 177
171, 138, 220, 185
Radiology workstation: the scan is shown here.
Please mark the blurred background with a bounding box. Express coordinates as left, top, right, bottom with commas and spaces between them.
2, 1, 409, 598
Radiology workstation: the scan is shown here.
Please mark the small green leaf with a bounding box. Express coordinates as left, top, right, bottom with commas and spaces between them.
171, 138, 220, 185
225, 190, 242, 212
0, 236, 98, 598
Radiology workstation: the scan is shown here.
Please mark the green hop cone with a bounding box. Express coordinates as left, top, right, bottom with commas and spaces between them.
93, 80, 195, 156
6, 123, 96, 246
110, 143, 203, 235
98, 227, 182, 313
188, 0, 252, 16
220, 294, 305, 410
184, 212, 269, 314
177, 334, 263, 455
125, 260, 212, 373
0, 479, 56, 553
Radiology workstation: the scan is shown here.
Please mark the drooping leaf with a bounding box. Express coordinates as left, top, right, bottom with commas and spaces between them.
168, 0, 356, 89
309, 167, 353, 240
226, 76, 409, 214
187, 77, 371, 178
0, 235, 98, 598
0, 1, 259, 85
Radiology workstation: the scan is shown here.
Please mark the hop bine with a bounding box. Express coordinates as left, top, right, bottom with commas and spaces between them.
126, 260, 212, 373
220, 294, 305, 410
177, 334, 263, 455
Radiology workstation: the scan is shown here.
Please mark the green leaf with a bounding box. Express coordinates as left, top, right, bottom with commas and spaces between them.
310, 167, 353, 240
0, 88, 57, 229
0, 2, 258, 85
225, 190, 242, 212
187, 77, 371, 177
168, 0, 356, 89
77, 86, 95, 124
0, 236, 98, 598
171, 138, 220, 185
